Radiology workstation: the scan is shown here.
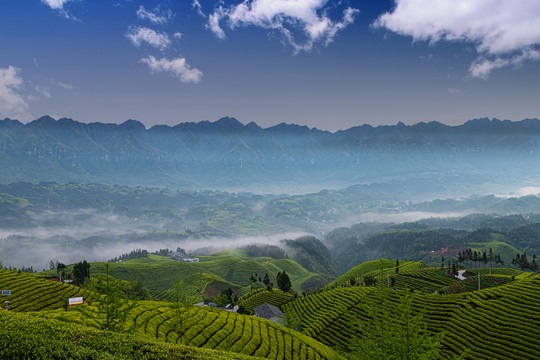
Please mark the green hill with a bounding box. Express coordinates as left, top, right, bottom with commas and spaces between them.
238, 288, 295, 314
284, 273, 540, 359
0, 269, 94, 311
0, 310, 258, 360
329, 259, 423, 287
1, 268, 342, 360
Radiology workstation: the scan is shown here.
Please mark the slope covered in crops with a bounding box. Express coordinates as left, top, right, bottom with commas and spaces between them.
284, 273, 540, 359
0, 310, 258, 360
1, 268, 342, 360
0, 269, 94, 311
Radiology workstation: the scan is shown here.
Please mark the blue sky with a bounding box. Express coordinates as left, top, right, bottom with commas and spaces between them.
0, 0, 539, 131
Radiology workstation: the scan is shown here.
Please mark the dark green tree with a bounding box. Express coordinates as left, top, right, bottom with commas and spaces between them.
73, 260, 90, 286
56, 262, 66, 281
263, 273, 270, 286
277, 271, 292, 292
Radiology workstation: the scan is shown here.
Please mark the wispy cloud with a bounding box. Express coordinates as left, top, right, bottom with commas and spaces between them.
140, 56, 203, 84
136, 5, 173, 24
0, 66, 31, 121
469, 48, 540, 79
41, 0, 73, 10
202, 0, 359, 53
34, 85, 52, 98
52, 81, 75, 90
448, 88, 462, 94
192, 0, 205, 17
373, 0, 540, 78
41, 0, 79, 20
126, 26, 171, 50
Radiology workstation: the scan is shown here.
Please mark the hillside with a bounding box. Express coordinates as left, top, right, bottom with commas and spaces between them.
0, 269, 341, 360
1, 116, 539, 195
0, 310, 259, 360
284, 273, 540, 359
3, 258, 540, 360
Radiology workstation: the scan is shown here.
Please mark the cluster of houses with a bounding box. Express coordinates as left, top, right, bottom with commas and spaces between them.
169, 250, 199, 263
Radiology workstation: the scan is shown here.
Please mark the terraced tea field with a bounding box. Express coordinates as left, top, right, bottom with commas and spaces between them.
0, 310, 259, 360
329, 259, 424, 287
284, 274, 540, 359
238, 288, 295, 313
1, 269, 341, 360
0, 270, 94, 311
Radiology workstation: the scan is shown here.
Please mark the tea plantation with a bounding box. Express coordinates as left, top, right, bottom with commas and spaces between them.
2, 264, 539, 360
284, 274, 540, 359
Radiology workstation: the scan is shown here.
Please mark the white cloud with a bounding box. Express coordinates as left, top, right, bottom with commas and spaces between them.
53, 81, 74, 90
126, 26, 171, 50
136, 5, 173, 24
140, 56, 203, 84
41, 0, 79, 20
206, 0, 359, 53
0, 66, 31, 120
192, 0, 205, 17
469, 48, 540, 79
41, 0, 72, 10
447, 88, 462, 94
34, 86, 52, 98
173, 32, 183, 39
373, 0, 540, 78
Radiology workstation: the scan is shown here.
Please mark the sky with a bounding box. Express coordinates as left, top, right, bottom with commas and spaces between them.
0, 0, 539, 131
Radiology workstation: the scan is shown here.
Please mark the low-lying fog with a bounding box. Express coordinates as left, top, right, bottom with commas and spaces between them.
1, 186, 539, 271
0, 208, 475, 270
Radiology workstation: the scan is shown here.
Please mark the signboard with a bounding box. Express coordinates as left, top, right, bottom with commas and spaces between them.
68, 297, 84, 306
1, 290, 11, 296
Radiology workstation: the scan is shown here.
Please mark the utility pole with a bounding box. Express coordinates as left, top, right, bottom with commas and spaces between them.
478, 273, 480, 291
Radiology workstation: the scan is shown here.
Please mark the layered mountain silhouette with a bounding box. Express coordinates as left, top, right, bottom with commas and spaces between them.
1, 116, 539, 195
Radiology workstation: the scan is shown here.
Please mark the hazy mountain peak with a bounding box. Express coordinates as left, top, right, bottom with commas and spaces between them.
214, 117, 243, 128
119, 119, 146, 131
29, 115, 56, 127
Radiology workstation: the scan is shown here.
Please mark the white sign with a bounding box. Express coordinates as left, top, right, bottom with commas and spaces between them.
68, 296, 83, 306
2, 290, 11, 296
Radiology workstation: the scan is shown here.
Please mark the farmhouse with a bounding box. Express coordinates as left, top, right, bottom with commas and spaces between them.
169, 251, 199, 262
254, 303, 285, 324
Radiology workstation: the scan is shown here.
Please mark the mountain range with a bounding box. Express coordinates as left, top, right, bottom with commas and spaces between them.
1, 116, 539, 196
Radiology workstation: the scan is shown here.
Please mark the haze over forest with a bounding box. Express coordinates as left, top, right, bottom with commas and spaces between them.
1, 116, 540, 270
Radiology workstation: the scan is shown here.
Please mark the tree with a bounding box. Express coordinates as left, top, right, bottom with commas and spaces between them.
56, 262, 66, 281
396, 259, 400, 274
263, 273, 270, 286
531, 254, 538, 272
351, 259, 445, 360
276, 271, 292, 292
171, 279, 199, 343
73, 260, 90, 286
90, 263, 136, 332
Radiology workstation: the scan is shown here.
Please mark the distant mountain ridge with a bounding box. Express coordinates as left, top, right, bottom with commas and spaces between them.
1, 116, 539, 195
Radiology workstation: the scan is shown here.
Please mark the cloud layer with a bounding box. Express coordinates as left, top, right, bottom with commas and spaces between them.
204, 0, 359, 53
140, 56, 203, 84
373, 0, 540, 77
0, 66, 30, 120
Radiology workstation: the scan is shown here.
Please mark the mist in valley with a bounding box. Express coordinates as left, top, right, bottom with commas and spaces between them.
1, 183, 539, 270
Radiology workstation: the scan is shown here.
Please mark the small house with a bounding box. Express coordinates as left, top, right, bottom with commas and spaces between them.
254, 303, 285, 324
